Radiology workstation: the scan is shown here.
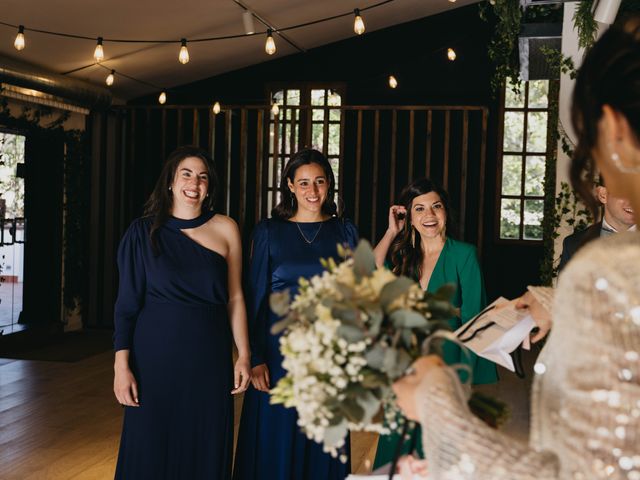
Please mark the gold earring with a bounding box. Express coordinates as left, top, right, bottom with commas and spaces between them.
411, 228, 416, 248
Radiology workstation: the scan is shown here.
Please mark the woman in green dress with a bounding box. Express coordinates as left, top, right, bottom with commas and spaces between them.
372, 177, 497, 468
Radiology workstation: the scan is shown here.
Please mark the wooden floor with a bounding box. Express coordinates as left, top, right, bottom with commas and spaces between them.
0, 351, 378, 479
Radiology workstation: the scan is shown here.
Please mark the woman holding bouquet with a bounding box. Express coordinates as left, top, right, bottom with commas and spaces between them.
233, 149, 358, 480
393, 18, 640, 479
372, 177, 497, 468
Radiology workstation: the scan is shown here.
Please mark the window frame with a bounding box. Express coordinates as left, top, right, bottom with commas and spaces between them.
264, 82, 346, 214
495, 80, 556, 244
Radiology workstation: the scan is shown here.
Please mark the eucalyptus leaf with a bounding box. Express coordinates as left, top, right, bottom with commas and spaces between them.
382, 347, 398, 374
386, 348, 413, 380
337, 324, 365, 342
332, 305, 360, 326
389, 309, 429, 329
353, 240, 376, 280
360, 369, 388, 388
356, 390, 381, 424
324, 419, 348, 446
340, 398, 365, 422
365, 344, 386, 370
379, 276, 415, 309
270, 315, 295, 334
433, 283, 456, 302
269, 290, 291, 316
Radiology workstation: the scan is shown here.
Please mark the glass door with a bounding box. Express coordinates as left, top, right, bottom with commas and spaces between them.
0, 131, 26, 334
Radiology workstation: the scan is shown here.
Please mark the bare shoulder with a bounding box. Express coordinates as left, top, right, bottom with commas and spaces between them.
209, 214, 240, 241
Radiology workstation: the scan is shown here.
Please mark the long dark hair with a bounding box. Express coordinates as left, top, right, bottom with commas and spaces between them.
389, 178, 453, 279
571, 17, 640, 217
144, 145, 219, 253
271, 149, 339, 219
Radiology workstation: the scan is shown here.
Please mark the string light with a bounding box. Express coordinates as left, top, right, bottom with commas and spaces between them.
14, 25, 25, 51
158, 91, 167, 104
212, 101, 221, 114
105, 70, 115, 86
447, 48, 457, 61
94, 37, 104, 62
271, 103, 280, 116
179, 38, 190, 64
388, 75, 398, 89
265, 29, 276, 55
353, 9, 365, 35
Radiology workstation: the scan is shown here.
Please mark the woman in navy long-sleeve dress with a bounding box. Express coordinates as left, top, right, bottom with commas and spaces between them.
112, 146, 251, 479
233, 149, 358, 480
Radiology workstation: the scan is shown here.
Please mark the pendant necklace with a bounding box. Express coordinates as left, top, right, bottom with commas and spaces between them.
296, 221, 323, 244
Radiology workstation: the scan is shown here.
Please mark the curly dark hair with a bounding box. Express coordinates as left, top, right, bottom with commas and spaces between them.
571, 17, 640, 217
271, 149, 339, 219
389, 178, 453, 280
144, 145, 218, 253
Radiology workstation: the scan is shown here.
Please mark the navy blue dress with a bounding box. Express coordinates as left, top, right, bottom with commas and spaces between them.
233, 217, 358, 480
113, 211, 233, 479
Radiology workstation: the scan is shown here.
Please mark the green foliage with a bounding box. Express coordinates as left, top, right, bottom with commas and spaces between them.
479, 0, 523, 95
573, 0, 597, 50
540, 47, 577, 80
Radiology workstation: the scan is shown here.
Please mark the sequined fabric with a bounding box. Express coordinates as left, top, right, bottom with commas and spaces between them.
416, 233, 640, 479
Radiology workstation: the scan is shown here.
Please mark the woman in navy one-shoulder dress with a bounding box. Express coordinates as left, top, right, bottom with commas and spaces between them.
113, 146, 251, 479
233, 149, 358, 480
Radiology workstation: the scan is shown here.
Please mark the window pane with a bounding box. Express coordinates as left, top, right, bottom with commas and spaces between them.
526, 111, 548, 152
273, 90, 284, 104
504, 79, 525, 108
524, 199, 544, 240
328, 90, 342, 106
286, 90, 300, 106
525, 156, 546, 196
329, 109, 341, 122
500, 199, 521, 239
328, 124, 340, 156
330, 158, 340, 185
312, 109, 325, 121
311, 89, 325, 106
528, 80, 548, 108
312, 123, 324, 151
268, 124, 275, 154
501, 155, 522, 195
285, 108, 292, 120
503, 112, 524, 152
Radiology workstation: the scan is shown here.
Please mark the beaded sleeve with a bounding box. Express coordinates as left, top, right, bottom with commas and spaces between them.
415, 233, 640, 479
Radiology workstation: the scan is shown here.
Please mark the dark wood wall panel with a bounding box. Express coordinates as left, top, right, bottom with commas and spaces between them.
89, 104, 488, 327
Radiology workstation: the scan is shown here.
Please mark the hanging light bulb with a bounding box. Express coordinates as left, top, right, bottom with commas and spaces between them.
212, 102, 221, 115
14, 25, 25, 51
158, 91, 167, 105
94, 37, 104, 62
265, 29, 276, 55
179, 38, 190, 64
388, 75, 398, 89
105, 70, 115, 86
353, 9, 365, 35
447, 48, 457, 61
271, 103, 280, 116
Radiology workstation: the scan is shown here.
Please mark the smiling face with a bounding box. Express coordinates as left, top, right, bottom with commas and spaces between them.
410, 191, 447, 240
287, 162, 329, 217
170, 156, 209, 214
597, 186, 636, 231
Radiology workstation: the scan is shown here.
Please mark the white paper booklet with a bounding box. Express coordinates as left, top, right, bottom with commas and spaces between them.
454, 297, 536, 371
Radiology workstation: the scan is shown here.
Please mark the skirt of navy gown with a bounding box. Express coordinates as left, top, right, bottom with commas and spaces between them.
233, 217, 358, 480
113, 213, 233, 479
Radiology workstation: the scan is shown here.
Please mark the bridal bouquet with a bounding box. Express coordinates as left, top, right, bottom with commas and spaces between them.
269, 240, 457, 459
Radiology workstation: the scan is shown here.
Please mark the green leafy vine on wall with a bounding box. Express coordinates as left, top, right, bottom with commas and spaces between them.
0, 95, 89, 317
573, 0, 597, 50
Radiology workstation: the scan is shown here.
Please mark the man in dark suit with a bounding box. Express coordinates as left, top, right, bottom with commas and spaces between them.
559, 185, 635, 271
